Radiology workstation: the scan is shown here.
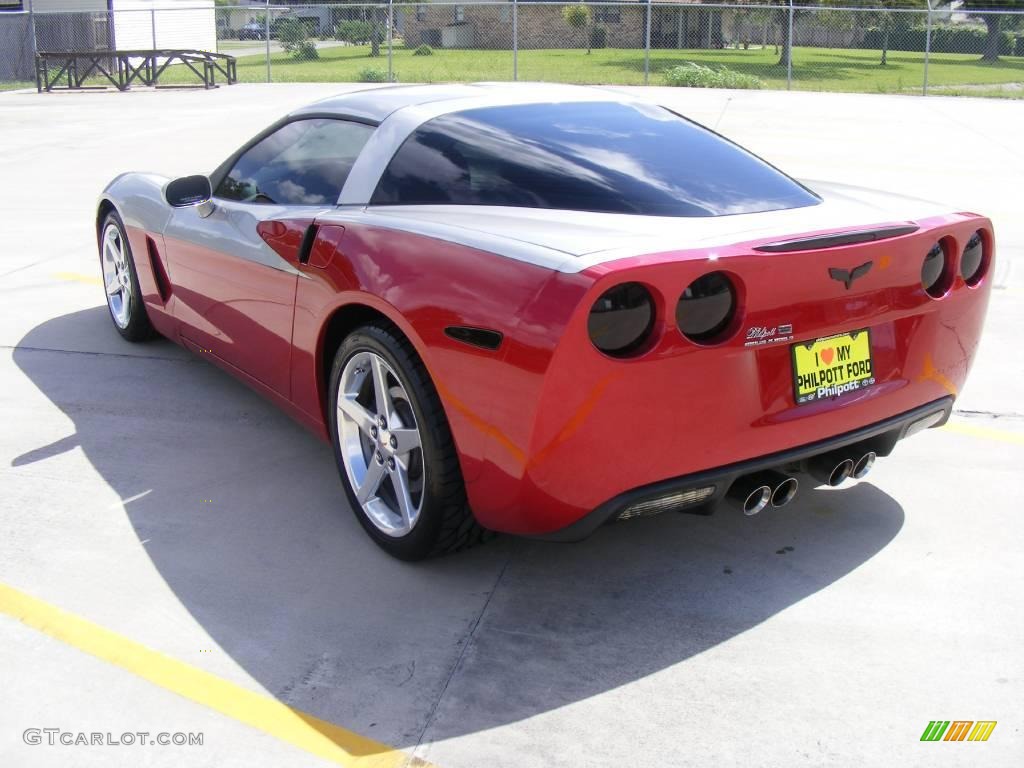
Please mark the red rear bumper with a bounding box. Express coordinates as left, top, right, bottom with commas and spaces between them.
539, 397, 953, 540
463, 213, 992, 535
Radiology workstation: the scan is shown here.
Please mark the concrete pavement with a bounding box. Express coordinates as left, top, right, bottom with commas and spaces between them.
0, 84, 1021, 768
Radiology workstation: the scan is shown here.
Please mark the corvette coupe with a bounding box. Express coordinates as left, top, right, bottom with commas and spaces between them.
97, 83, 992, 559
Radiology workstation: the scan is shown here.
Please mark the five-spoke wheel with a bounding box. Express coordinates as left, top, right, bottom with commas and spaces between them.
328, 324, 491, 559
101, 221, 133, 329
336, 350, 425, 537
98, 211, 154, 342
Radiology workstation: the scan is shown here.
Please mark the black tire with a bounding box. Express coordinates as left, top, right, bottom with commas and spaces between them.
99, 210, 156, 342
328, 322, 493, 560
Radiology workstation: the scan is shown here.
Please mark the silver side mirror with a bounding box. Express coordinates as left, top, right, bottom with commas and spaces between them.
165, 175, 214, 218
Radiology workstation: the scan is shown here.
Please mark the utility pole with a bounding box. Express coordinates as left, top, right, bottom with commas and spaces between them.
644, 0, 652, 85
512, 0, 518, 81
923, 0, 932, 95
786, 0, 794, 90
265, 0, 271, 83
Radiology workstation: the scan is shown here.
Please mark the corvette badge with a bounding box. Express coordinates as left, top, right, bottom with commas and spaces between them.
829, 261, 873, 290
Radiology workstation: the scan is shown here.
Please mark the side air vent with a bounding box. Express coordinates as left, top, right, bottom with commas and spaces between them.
753, 225, 920, 253
297, 223, 320, 265
444, 326, 503, 351
145, 236, 171, 302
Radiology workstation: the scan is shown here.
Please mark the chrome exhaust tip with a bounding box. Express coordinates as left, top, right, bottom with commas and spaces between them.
770, 476, 799, 507
727, 477, 772, 516
852, 451, 876, 480
829, 458, 854, 486
742, 487, 771, 516
748, 470, 799, 508
808, 453, 855, 487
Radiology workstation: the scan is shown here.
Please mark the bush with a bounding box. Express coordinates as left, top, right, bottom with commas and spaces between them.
663, 63, 764, 89
357, 66, 396, 83
290, 40, 319, 61
336, 20, 374, 43
860, 24, 1016, 56
413, 44, 433, 56
276, 17, 319, 61
590, 25, 607, 50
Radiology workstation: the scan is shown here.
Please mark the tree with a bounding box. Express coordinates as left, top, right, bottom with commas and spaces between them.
959, 0, 1024, 62
777, 0, 864, 68
369, 5, 384, 57
277, 17, 318, 61
562, 4, 593, 55
867, 0, 925, 66
773, 0, 804, 68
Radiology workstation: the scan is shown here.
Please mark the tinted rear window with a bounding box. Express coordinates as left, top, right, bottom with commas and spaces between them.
371, 102, 819, 217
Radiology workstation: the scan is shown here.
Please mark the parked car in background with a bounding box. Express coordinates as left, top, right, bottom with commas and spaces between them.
238, 21, 266, 41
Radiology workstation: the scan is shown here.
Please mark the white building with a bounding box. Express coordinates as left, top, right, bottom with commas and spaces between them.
29, 0, 216, 52
111, 0, 217, 51
1, 0, 217, 80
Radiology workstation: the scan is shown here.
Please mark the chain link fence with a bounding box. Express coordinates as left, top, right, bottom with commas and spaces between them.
2, 2, 1022, 96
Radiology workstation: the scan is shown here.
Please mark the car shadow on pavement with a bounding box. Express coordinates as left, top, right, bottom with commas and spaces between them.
13, 307, 906, 752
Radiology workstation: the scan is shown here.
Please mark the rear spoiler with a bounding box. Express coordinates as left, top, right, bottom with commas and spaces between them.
753, 224, 919, 253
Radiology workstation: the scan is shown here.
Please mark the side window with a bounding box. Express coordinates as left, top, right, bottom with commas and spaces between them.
216, 118, 374, 205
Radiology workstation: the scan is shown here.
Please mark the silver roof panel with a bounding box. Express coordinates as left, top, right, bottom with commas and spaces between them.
289, 82, 626, 123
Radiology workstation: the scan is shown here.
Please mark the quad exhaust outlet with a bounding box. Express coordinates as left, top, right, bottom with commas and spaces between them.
727, 471, 799, 515
807, 445, 878, 487
728, 442, 879, 517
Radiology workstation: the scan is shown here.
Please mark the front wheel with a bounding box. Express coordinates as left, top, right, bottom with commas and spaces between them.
328, 323, 491, 560
98, 211, 154, 342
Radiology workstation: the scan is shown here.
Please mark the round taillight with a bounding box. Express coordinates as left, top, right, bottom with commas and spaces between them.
961, 230, 986, 286
921, 241, 952, 298
588, 283, 655, 357
677, 271, 736, 343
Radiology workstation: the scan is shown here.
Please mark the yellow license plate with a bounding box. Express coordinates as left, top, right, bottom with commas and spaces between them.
792, 329, 875, 405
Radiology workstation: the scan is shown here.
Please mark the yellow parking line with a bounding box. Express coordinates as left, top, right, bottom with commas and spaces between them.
0, 582, 427, 768
53, 271, 103, 287
942, 421, 1024, 446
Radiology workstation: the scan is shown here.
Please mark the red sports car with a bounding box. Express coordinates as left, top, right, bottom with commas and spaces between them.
97, 84, 992, 559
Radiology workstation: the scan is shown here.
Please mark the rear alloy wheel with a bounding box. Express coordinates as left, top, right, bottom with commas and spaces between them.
99, 211, 154, 342
328, 324, 491, 559
337, 349, 425, 537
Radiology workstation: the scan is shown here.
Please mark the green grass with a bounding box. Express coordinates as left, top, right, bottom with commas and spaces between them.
0, 80, 35, 92
18, 44, 1024, 97
230, 43, 1024, 95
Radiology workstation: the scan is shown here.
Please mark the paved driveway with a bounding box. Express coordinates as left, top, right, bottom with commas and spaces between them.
0, 84, 1021, 768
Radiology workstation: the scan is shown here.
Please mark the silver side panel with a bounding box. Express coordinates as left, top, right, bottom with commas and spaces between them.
100, 172, 174, 235
100, 173, 332, 277
321, 182, 952, 274
320, 206, 581, 272
163, 200, 336, 277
